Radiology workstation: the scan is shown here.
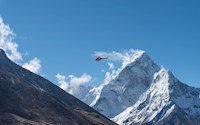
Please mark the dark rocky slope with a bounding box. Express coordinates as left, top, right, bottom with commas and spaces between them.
0, 49, 116, 125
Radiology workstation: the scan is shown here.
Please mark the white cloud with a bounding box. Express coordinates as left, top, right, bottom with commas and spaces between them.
0, 17, 22, 62
0, 16, 42, 74
22, 57, 41, 74
94, 49, 144, 70
104, 69, 120, 84
108, 62, 115, 70
70, 73, 92, 86
95, 49, 145, 84
56, 73, 92, 92
56, 73, 68, 90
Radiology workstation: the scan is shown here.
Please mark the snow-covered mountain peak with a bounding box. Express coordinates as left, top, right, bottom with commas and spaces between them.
153, 68, 170, 84
113, 67, 200, 124
112, 68, 173, 124
66, 49, 200, 125
114, 52, 160, 87
128, 52, 159, 73
90, 51, 161, 118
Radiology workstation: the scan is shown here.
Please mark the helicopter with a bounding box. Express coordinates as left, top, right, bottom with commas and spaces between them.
95, 56, 108, 61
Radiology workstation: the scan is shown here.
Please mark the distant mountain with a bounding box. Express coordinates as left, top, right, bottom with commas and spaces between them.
0, 49, 116, 125
69, 50, 200, 125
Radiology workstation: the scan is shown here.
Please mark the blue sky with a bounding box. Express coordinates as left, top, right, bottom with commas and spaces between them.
0, 0, 199, 87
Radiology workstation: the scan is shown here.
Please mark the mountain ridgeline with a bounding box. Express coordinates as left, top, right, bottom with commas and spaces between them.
0, 49, 116, 125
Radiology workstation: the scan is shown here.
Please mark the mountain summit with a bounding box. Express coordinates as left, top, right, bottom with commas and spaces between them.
0, 48, 9, 61
92, 51, 160, 118
0, 49, 116, 125
69, 50, 200, 125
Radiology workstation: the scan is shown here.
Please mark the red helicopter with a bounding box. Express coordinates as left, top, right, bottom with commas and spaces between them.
95, 56, 108, 61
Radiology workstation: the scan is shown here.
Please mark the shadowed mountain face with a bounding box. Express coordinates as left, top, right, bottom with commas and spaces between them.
0, 49, 116, 125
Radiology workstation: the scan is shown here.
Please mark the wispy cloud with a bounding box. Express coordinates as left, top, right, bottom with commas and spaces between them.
56, 73, 68, 90
0, 17, 22, 62
70, 73, 92, 87
94, 49, 144, 69
0, 16, 42, 74
108, 62, 115, 70
56, 73, 92, 93
95, 49, 144, 84
22, 57, 41, 74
